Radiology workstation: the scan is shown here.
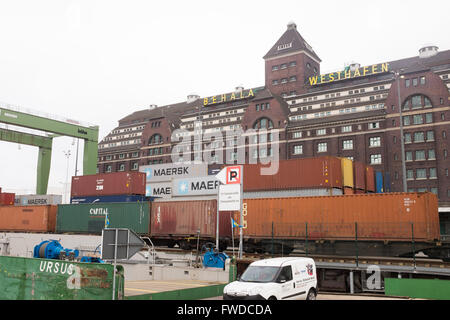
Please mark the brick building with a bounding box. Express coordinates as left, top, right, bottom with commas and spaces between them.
97, 22, 450, 210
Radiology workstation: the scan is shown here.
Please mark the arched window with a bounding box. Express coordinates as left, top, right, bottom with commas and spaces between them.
253, 117, 274, 130
402, 94, 432, 111
148, 134, 162, 145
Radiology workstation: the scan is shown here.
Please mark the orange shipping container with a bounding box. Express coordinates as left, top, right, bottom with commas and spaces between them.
242, 156, 343, 192
236, 193, 439, 242
0, 205, 57, 232
365, 165, 375, 192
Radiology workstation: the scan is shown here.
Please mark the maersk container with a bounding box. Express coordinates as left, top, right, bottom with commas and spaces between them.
71, 172, 146, 197
236, 192, 439, 242
242, 156, 343, 192
375, 171, 384, 193
0, 205, 57, 232
56, 202, 150, 235
353, 161, 366, 190
70, 194, 152, 204
14, 194, 62, 206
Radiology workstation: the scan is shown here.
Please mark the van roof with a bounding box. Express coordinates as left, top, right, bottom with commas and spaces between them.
250, 257, 314, 267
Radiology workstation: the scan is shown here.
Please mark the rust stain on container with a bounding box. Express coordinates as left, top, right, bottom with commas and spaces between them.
0, 205, 57, 232
71, 172, 146, 197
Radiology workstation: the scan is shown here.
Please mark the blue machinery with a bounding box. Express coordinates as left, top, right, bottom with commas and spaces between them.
33, 240, 104, 263
202, 248, 229, 269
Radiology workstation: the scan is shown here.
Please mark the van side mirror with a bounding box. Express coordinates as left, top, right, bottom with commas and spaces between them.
279, 279, 286, 283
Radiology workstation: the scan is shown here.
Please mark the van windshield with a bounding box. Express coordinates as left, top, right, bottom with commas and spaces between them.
240, 266, 280, 283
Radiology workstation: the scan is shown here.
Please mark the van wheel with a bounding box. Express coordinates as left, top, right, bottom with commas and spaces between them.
268, 296, 277, 300
306, 289, 317, 300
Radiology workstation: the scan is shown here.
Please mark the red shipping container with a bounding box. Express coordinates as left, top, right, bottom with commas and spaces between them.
365, 165, 375, 192
353, 161, 366, 190
241, 156, 343, 192
0, 193, 15, 206
71, 172, 146, 197
150, 199, 232, 240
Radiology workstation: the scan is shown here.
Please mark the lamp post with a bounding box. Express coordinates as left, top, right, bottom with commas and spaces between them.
393, 70, 408, 192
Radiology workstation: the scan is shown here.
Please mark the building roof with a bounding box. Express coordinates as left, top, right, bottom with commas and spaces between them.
263, 22, 321, 62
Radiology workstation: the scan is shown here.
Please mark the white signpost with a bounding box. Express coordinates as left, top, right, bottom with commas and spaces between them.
215, 166, 243, 258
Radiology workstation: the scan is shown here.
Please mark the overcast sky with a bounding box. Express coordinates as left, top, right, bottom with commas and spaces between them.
0, 0, 449, 198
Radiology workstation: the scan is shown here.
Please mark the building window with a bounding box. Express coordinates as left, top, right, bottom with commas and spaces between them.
292, 131, 302, 138
316, 129, 326, 136
415, 150, 426, 161
429, 168, 437, 178
132, 152, 139, 157
403, 116, 410, 126
413, 115, 423, 125
118, 164, 125, 171
253, 117, 273, 130
412, 78, 418, 86
414, 132, 425, 142
405, 151, 413, 161
406, 169, 414, 180
404, 133, 412, 143
416, 168, 426, 179
272, 80, 279, 85
343, 140, 353, 150
272, 65, 279, 71
370, 154, 382, 164
289, 61, 296, 67
149, 134, 162, 145
420, 76, 426, 85
132, 162, 138, 170
368, 122, 380, 129
280, 63, 287, 69
293, 145, 303, 155
405, 79, 410, 87
428, 149, 436, 160
289, 76, 297, 82
430, 187, 438, 195
317, 142, 327, 153
342, 125, 352, 133
106, 165, 112, 173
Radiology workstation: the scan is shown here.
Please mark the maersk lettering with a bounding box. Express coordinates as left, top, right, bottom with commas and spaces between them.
153, 167, 189, 177
153, 187, 171, 195
191, 180, 220, 191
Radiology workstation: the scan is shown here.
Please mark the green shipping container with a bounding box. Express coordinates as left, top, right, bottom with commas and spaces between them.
0, 255, 124, 300
56, 202, 151, 235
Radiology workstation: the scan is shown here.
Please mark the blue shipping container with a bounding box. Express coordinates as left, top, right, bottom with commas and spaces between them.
375, 171, 384, 193
70, 195, 153, 204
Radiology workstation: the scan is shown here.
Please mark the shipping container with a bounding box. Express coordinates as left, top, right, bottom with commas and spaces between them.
150, 200, 232, 248
340, 158, 354, 188
140, 162, 208, 183
0, 205, 57, 232
56, 202, 150, 235
384, 172, 392, 192
0, 193, 15, 206
14, 194, 62, 206
241, 156, 343, 192
243, 188, 343, 199
71, 172, 146, 197
375, 171, 384, 193
353, 161, 366, 190
145, 182, 172, 199
365, 165, 375, 192
235, 193, 439, 242
70, 194, 151, 204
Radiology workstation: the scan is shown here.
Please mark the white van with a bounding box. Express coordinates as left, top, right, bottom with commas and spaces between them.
223, 257, 317, 300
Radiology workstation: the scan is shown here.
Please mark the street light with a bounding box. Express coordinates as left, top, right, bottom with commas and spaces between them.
392, 70, 407, 192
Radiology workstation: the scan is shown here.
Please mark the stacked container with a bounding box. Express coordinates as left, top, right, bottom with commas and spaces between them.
0, 205, 57, 232
0, 191, 15, 206
70, 172, 147, 203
